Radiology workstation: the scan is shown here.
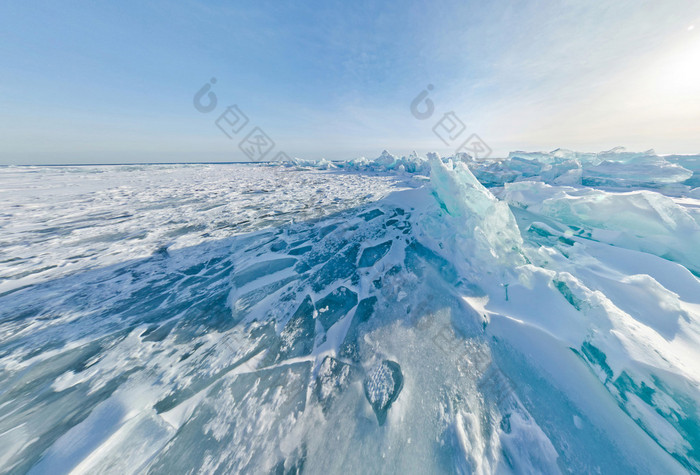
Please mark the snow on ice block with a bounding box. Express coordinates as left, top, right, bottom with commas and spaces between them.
404, 240, 458, 283
363, 360, 403, 425
310, 244, 360, 292
314, 356, 359, 413
315, 286, 358, 331
359, 209, 384, 221
358, 240, 393, 268
339, 296, 378, 362
232, 257, 297, 288
271, 295, 316, 363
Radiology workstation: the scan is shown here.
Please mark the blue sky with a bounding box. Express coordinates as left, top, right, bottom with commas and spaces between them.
1, 0, 700, 164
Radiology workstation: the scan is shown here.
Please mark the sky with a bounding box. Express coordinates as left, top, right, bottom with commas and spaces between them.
1, 0, 700, 164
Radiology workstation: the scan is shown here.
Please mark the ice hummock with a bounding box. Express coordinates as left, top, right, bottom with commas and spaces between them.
279, 147, 699, 193
363, 359, 403, 425
1, 149, 699, 474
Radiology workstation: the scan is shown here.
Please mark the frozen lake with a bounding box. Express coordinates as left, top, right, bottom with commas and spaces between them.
1, 151, 699, 473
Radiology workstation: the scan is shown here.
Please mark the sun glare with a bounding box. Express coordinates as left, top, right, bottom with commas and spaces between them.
652, 30, 700, 97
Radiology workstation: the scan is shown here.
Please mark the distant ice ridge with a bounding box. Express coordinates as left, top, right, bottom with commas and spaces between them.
278, 149, 433, 175
1, 152, 699, 474
277, 147, 700, 194
499, 147, 694, 189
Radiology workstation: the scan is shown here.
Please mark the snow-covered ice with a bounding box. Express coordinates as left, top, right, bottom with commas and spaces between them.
0, 148, 699, 473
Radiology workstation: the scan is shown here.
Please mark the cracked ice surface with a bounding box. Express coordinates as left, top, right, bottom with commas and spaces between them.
1, 151, 699, 474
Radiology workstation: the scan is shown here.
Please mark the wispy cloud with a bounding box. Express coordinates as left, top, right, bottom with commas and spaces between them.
1, 0, 699, 163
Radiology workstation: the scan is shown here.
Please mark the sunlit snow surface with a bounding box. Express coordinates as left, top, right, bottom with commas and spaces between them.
1, 150, 699, 474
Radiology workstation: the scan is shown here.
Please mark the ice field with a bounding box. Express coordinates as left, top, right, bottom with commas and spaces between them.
1, 149, 699, 474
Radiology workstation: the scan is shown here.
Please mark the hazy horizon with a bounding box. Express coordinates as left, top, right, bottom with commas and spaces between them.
2, 0, 700, 165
